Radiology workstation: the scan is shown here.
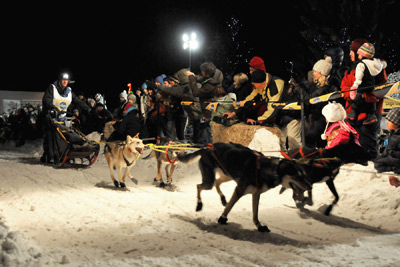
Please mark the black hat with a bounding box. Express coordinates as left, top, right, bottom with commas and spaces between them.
251, 69, 266, 83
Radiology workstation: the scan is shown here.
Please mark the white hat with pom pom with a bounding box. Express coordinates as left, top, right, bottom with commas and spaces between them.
313, 56, 333, 76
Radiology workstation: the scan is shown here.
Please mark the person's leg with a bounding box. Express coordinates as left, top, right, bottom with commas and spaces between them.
286, 119, 302, 151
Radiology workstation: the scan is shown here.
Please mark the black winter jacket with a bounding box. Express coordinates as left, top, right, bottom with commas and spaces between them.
108, 109, 142, 141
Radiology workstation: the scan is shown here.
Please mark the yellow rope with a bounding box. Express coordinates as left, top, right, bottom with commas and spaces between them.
88, 140, 201, 154
145, 143, 168, 153
145, 143, 201, 154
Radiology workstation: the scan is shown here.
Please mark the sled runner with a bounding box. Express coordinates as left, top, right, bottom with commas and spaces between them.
51, 118, 100, 167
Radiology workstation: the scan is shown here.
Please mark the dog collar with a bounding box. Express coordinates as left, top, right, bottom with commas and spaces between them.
123, 147, 137, 167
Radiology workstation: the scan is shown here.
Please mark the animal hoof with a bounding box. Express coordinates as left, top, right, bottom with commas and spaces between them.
218, 216, 228, 225
257, 225, 271, 233
113, 181, 119, 188
120, 182, 126, 188
195, 202, 203, 212
220, 196, 227, 206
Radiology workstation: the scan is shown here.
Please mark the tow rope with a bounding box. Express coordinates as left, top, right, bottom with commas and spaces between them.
145, 143, 201, 153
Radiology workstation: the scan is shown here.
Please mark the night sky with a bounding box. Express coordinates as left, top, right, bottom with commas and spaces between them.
4, 1, 398, 109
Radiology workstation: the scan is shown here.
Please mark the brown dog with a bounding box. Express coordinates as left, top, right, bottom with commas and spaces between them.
143, 137, 185, 187
104, 134, 144, 188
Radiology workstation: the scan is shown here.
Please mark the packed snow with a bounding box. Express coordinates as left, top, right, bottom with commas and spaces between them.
0, 129, 399, 266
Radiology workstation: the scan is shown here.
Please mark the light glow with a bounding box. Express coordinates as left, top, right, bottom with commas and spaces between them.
182, 32, 199, 50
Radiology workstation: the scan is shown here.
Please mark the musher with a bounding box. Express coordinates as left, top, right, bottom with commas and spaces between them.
41, 73, 89, 164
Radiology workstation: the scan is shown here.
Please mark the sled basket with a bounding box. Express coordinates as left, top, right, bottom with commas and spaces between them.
52, 121, 100, 167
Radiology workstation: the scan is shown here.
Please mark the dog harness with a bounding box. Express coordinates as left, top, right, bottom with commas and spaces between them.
123, 150, 135, 166
206, 144, 232, 177
165, 141, 178, 164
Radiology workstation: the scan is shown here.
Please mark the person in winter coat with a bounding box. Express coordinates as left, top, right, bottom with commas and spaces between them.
108, 103, 143, 141
87, 102, 113, 133
224, 69, 286, 126
140, 82, 151, 121
187, 62, 223, 118
276, 80, 302, 151
341, 39, 387, 160
41, 73, 89, 164
374, 108, 400, 174
321, 102, 360, 149
319, 101, 370, 165
157, 69, 202, 142
163, 76, 188, 141
210, 86, 236, 124
112, 90, 128, 120
42, 73, 89, 116
226, 73, 253, 101
158, 69, 202, 120
347, 42, 387, 124
304, 56, 337, 148
186, 62, 223, 144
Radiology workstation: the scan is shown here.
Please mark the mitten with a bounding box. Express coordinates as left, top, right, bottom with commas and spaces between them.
350, 86, 357, 100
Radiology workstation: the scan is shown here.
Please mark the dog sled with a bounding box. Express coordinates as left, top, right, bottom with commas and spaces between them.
50, 118, 100, 167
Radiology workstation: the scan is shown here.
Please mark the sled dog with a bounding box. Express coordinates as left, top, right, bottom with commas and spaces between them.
143, 137, 185, 187
285, 158, 343, 216
177, 142, 311, 232
104, 134, 144, 188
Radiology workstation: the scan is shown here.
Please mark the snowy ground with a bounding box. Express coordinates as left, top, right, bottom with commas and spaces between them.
0, 132, 399, 266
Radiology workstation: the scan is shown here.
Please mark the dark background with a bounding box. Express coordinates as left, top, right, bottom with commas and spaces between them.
4, 0, 399, 109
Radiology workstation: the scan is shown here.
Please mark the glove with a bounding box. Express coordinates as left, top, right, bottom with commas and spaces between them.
49, 109, 58, 119
350, 86, 357, 100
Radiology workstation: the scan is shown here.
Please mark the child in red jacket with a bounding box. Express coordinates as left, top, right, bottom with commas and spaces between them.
347, 43, 387, 124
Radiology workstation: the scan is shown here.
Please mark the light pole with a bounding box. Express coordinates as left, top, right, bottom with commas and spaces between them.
182, 32, 199, 70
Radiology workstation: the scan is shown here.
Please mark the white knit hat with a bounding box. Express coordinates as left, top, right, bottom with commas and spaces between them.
313, 56, 332, 76
321, 102, 347, 140
119, 90, 128, 101
322, 101, 346, 123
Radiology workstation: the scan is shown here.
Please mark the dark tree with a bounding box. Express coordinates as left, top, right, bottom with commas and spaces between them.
291, 0, 399, 78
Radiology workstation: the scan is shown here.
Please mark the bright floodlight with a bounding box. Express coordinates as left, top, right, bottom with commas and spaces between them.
182, 31, 200, 70
182, 32, 199, 50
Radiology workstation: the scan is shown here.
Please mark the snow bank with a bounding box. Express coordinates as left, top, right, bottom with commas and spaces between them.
0, 217, 47, 266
